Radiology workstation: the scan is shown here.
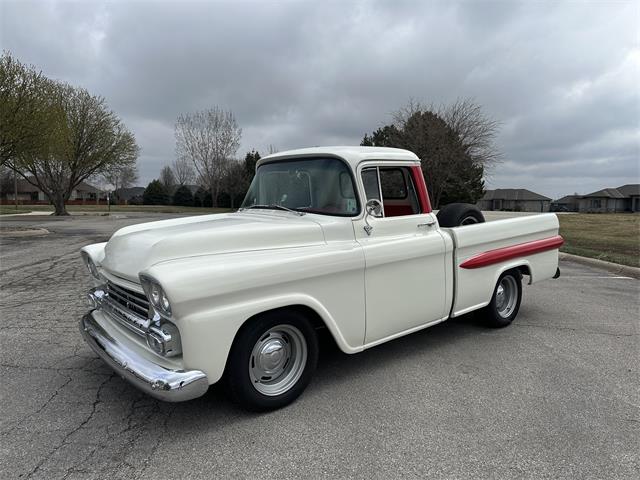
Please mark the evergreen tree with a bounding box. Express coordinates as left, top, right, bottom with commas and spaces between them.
172, 185, 194, 206
244, 150, 261, 178
193, 186, 212, 207
143, 179, 170, 205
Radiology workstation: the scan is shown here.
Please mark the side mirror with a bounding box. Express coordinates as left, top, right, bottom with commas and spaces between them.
364, 199, 383, 235
365, 199, 383, 218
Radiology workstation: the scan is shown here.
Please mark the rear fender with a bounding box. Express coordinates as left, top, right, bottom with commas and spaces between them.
449, 214, 561, 317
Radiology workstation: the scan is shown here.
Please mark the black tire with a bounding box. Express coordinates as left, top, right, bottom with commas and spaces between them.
482, 270, 522, 328
436, 203, 485, 227
225, 309, 318, 411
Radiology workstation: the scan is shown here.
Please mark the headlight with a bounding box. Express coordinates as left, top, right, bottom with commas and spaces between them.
140, 275, 171, 316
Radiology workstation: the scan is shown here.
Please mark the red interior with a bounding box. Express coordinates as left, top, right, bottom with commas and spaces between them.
380, 167, 432, 217
384, 205, 415, 217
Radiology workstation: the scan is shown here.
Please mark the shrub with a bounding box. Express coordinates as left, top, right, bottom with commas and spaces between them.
143, 180, 170, 205
173, 185, 194, 206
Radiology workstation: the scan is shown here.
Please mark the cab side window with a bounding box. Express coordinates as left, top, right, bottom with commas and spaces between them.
361, 166, 421, 217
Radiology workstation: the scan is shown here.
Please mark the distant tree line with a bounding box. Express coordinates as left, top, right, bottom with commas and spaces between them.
0, 52, 139, 215
141, 149, 261, 208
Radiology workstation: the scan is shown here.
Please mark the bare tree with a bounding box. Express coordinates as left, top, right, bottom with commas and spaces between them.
159, 165, 176, 194
175, 107, 241, 207
220, 158, 250, 209
19, 82, 139, 215
172, 157, 195, 185
393, 98, 502, 170
438, 98, 502, 169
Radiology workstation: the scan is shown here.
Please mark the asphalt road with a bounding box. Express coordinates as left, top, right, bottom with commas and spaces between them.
0, 214, 638, 479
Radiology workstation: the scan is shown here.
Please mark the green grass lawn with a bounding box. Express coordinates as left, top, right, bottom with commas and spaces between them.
14, 204, 233, 215
0, 206, 33, 215
558, 213, 640, 268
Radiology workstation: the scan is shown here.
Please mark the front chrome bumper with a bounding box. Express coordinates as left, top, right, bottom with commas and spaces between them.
80, 311, 209, 402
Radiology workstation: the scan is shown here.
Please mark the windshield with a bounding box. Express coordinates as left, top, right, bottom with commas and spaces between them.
240, 157, 360, 216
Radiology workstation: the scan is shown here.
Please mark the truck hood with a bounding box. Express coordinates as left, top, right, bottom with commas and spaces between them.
101, 212, 325, 282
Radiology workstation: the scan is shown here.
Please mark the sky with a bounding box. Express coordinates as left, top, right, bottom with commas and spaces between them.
1, 0, 638, 199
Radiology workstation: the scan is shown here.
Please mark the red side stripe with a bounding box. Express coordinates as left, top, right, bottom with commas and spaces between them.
460, 235, 564, 269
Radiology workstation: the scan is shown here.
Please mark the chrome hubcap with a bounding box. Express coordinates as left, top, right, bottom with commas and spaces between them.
460, 215, 478, 225
249, 324, 307, 396
496, 275, 518, 318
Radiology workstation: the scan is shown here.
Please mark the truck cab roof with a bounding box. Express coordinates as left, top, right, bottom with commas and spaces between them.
257, 146, 420, 170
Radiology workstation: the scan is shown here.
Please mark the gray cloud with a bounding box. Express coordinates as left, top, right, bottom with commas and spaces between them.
1, 0, 638, 198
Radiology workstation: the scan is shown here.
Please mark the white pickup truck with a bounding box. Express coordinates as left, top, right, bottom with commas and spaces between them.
80, 146, 563, 410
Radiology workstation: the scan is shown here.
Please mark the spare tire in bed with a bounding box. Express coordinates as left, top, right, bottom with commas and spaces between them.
436, 203, 485, 227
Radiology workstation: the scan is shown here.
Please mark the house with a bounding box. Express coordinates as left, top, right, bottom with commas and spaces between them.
113, 186, 145, 204
551, 195, 581, 212
0, 178, 106, 205
477, 189, 551, 213
577, 184, 640, 213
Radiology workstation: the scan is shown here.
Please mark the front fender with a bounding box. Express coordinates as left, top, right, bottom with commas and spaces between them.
178, 293, 363, 384
144, 245, 366, 384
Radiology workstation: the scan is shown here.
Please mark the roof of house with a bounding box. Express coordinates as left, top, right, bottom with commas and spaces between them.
583, 187, 627, 199
114, 186, 145, 200
554, 195, 580, 204
75, 181, 102, 193
12, 178, 40, 193
258, 146, 420, 169
481, 189, 551, 202
616, 184, 640, 196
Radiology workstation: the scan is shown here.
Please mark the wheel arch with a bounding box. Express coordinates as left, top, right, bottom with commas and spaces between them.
492, 260, 533, 287
229, 299, 358, 356
220, 303, 351, 381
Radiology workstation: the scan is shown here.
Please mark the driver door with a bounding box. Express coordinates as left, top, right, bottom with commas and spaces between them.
354, 164, 448, 345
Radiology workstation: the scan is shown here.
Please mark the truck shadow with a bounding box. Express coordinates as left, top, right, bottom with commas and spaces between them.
313, 313, 484, 381
196, 312, 485, 414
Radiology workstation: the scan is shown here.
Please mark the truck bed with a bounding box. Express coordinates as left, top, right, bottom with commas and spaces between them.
445, 213, 562, 317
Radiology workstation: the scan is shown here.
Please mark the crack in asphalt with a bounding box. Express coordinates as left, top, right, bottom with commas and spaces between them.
0, 373, 73, 436
24, 373, 116, 479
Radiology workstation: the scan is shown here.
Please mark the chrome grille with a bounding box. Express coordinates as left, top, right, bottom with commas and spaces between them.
104, 281, 151, 336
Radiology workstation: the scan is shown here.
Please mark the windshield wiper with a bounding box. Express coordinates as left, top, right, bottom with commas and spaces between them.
240, 204, 306, 216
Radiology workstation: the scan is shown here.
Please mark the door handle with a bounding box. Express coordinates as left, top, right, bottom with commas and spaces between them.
417, 220, 436, 228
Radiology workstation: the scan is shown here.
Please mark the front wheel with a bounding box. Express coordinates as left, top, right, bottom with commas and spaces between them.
225, 310, 318, 411
482, 270, 522, 328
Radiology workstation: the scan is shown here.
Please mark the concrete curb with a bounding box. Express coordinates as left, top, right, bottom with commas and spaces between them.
0, 228, 50, 237
559, 252, 640, 279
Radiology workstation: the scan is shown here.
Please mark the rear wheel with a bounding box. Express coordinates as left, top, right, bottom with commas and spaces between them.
482, 270, 522, 328
436, 203, 485, 227
226, 309, 318, 411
